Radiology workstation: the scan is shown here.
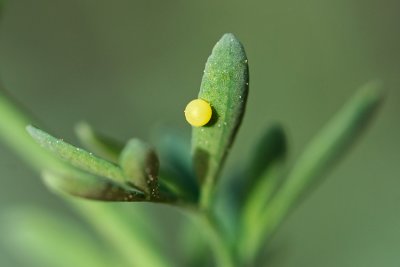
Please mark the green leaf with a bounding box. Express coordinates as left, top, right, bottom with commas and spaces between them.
1, 208, 120, 267
217, 126, 287, 245
119, 139, 160, 200
239, 82, 384, 262
246, 124, 287, 189
75, 121, 124, 163
240, 125, 287, 246
192, 33, 249, 208
152, 128, 198, 202
42, 169, 146, 201
27, 125, 126, 185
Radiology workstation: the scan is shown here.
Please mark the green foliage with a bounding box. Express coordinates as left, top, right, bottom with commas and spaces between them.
239, 82, 383, 263
119, 138, 160, 198
192, 33, 249, 209
27, 125, 128, 185
151, 129, 199, 202
75, 121, 123, 163
42, 169, 145, 201
0, 33, 383, 267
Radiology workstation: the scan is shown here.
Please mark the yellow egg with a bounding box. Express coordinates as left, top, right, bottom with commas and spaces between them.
184, 99, 212, 127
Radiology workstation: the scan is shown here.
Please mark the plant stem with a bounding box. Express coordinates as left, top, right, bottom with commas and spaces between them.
188, 209, 235, 267
70, 200, 173, 267
0, 89, 62, 170
199, 174, 215, 210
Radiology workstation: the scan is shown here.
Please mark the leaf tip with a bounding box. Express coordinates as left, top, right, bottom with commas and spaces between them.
25, 124, 36, 136
74, 121, 90, 136
26, 124, 45, 143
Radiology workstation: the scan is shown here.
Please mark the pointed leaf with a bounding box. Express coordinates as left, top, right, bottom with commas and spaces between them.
271, 82, 384, 215
75, 121, 123, 163
192, 33, 249, 208
27, 125, 126, 184
240, 82, 384, 261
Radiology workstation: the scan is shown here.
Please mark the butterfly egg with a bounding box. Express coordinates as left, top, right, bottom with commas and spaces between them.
184, 99, 212, 127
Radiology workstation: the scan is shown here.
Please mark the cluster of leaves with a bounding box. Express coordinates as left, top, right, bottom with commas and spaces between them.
0, 32, 383, 267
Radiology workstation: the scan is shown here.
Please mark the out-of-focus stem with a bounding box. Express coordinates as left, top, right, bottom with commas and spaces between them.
0, 89, 174, 267
187, 209, 235, 267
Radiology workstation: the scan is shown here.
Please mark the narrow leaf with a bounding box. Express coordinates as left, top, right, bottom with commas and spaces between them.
119, 139, 160, 200
192, 33, 249, 208
246, 124, 287, 188
42, 169, 145, 202
240, 82, 384, 261
217, 126, 287, 243
152, 128, 198, 202
271, 82, 384, 214
75, 121, 123, 163
27, 125, 126, 184
240, 124, 287, 241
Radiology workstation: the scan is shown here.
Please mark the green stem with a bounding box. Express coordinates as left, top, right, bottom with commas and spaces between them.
0, 90, 62, 170
199, 174, 215, 210
187, 209, 235, 267
70, 200, 173, 267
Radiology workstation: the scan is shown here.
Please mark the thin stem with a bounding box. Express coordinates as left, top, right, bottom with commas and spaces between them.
70, 200, 173, 267
187, 209, 235, 267
0, 90, 63, 171
199, 176, 215, 210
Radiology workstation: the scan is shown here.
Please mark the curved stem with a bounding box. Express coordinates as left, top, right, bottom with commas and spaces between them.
70, 200, 173, 267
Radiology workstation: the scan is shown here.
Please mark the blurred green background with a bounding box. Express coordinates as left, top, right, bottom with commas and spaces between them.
0, 0, 399, 266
